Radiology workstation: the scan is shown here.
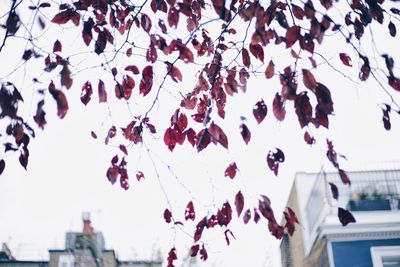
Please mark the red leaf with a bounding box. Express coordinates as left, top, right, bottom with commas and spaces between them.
292, 4, 305, 20
185, 201, 196, 221
139, 66, 153, 96
225, 163, 237, 179
294, 92, 313, 128
190, 244, 199, 257
166, 63, 182, 82
140, 13, 152, 32
265, 60, 275, 79
329, 182, 339, 200
339, 53, 352, 67
235, 191, 244, 217
208, 122, 228, 149
249, 43, 264, 62
242, 48, 251, 67
164, 208, 172, 223
302, 69, 317, 89
389, 76, 400, 92
304, 131, 315, 145
253, 99, 268, 124
217, 201, 232, 226
194, 216, 207, 242
51, 10, 80, 26
339, 169, 351, 185
196, 129, 211, 152
119, 144, 128, 155
167, 248, 177, 267
168, 7, 180, 28
81, 81, 93, 105
164, 127, 176, 151
243, 209, 251, 224
199, 244, 208, 261
53, 40, 62, 53
185, 128, 197, 147
285, 26, 300, 47
33, 100, 47, 129
98, 79, 107, 103
106, 165, 119, 185
389, 21, 396, 37
267, 148, 285, 176
48, 81, 68, 119
136, 171, 144, 181
273, 93, 286, 121
125, 65, 140, 75
0, 159, 5, 175
338, 208, 356, 226
240, 123, 251, 145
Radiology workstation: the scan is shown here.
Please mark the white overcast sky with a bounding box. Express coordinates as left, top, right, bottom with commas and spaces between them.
0, 1, 400, 267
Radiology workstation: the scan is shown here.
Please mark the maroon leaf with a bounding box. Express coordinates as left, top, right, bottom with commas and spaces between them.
0, 159, 5, 175
33, 100, 46, 129
389, 76, 400, 92
167, 248, 177, 267
119, 144, 128, 155
339, 169, 351, 185
267, 148, 285, 176
19, 149, 29, 170
304, 131, 315, 145
185, 201, 196, 221
338, 208, 356, 226
53, 40, 62, 53
51, 10, 80, 26
164, 208, 172, 223
240, 123, 251, 145
194, 216, 207, 242
60, 62, 73, 89
253, 100, 268, 124
136, 171, 144, 181
249, 43, 264, 62
139, 66, 153, 96
295, 92, 313, 128
339, 53, 352, 67
98, 79, 107, 103
48, 81, 68, 119
382, 104, 391, 130
225, 162, 237, 179
80, 81, 93, 105
166, 63, 182, 82
329, 182, 339, 200
91, 131, 97, 139
243, 209, 251, 224
242, 48, 251, 67
106, 165, 119, 185
95, 30, 107, 54
273, 93, 286, 121
190, 244, 199, 257
168, 7, 180, 28
254, 209, 261, 223
265, 60, 275, 79
125, 65, 140, 75
292, 4, 305, 20
199, 244, 208, 261
196, 128, 211, 152
235, 191, 244, 216
302, 69, 317, 89
140, 13, 152, 32
285, 26, 300, 47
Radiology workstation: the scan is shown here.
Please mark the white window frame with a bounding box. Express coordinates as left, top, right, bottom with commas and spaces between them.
371, 246, 400, 267
58, 254, 75, 267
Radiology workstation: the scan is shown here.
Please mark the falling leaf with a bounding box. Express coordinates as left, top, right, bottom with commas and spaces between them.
329, 182, 339, 200
339, 53, 352, 67
225, 163, 237, 179
235, 191, 244, 216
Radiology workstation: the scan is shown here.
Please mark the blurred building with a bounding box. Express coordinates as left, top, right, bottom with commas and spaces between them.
280, 168, 400, 267
0, 213, 161, 267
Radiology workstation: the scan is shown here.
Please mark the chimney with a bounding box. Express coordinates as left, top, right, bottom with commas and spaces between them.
82, 212, 95, 236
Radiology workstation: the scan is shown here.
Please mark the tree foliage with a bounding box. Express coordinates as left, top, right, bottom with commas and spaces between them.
1, 0, 400, 264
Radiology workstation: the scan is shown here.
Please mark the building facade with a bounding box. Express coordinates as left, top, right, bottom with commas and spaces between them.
280, 169, 400, 267
0, 214, 161, 267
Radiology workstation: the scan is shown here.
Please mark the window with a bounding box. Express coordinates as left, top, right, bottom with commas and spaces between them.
58, 254, 75, 267
371, 246, 400, 267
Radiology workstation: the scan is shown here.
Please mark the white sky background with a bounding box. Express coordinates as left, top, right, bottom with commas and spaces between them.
0, 1, 400, 267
